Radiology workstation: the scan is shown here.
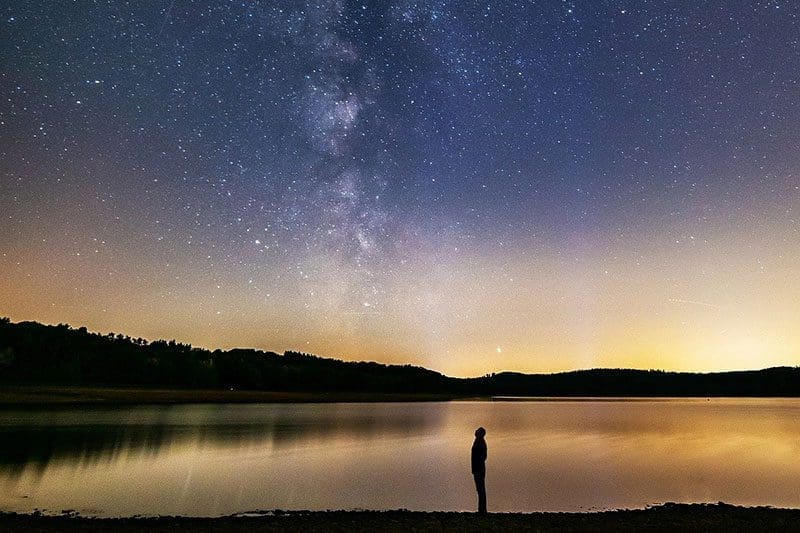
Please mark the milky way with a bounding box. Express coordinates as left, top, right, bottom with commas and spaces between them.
1, 1, 799, 375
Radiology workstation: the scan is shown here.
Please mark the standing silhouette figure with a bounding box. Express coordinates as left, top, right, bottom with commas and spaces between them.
471, 426, 487, 513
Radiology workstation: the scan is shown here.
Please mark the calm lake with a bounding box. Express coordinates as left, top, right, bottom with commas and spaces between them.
1, 399, 799, 516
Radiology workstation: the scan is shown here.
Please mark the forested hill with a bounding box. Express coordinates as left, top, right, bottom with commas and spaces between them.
0, 318, 451, 393
1, 318, 799, 396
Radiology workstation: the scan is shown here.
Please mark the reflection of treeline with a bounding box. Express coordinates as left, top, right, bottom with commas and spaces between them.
0, 408, 440, 471
1, 318, 799, 396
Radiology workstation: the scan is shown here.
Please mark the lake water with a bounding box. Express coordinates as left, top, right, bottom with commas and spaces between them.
1, 399, 799, 516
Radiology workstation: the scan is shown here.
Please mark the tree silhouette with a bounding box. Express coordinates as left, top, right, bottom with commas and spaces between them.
1, 318, 799, 396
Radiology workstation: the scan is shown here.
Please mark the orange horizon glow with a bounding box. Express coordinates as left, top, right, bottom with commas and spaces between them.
3, 210, 798, 378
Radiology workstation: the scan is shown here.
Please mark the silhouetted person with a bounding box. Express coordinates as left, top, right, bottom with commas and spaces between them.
471, 426, 487, 513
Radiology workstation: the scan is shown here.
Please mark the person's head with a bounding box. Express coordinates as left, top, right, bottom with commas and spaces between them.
475, 427, 486, 438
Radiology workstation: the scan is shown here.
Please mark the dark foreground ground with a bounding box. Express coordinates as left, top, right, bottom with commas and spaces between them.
2, 504, 800, 533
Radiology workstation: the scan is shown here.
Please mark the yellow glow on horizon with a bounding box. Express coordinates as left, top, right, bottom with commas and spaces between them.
2, 215, 799, 378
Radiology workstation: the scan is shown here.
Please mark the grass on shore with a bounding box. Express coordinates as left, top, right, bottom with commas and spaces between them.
1, 504, 799, 532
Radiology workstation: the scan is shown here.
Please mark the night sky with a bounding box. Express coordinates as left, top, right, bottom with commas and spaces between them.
2, 1, 799, 376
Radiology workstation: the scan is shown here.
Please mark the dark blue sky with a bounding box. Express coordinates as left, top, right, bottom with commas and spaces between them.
2, 1, 799, 375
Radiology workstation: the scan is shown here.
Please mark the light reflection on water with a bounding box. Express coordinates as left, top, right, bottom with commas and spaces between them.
1, 399, 799, 516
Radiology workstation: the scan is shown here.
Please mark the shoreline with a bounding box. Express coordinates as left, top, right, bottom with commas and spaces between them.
1, 386, 796, 407
0, 385, 478, 406
2, 503, 799, 532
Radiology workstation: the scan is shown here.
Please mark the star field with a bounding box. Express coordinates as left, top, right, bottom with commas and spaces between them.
1, 1, 799, 376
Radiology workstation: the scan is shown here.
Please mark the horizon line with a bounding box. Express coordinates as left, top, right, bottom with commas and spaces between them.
3, 316, 797, 380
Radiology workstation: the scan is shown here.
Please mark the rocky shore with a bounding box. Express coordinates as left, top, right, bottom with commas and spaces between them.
2, 503, 799, 532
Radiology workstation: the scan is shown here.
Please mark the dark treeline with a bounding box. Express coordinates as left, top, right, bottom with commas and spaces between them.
476, 368, 800, 397
0, 318, 451, 393
1, 318, 799, 396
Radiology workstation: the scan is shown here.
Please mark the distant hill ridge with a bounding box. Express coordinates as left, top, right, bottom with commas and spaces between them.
1, 318, 798, 396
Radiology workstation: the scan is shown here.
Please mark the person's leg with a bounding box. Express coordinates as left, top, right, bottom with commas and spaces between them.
474, 474, 487, 513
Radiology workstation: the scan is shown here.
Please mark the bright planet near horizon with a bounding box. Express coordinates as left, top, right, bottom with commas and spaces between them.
1, 1, 798, 377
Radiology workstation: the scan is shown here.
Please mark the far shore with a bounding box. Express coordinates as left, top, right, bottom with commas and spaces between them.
1, 503, 799, 532
0, 385, 481, 406
1, 386, 794, 407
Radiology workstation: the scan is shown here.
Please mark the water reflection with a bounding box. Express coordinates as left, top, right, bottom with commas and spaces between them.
0, 403, 444, 477
1, 399, 799, 516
